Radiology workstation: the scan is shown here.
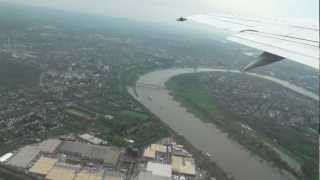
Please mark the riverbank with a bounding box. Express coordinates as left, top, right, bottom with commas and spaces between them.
165, 75, 301, 179
131, 68, 301, 180
128, 87, 231, 180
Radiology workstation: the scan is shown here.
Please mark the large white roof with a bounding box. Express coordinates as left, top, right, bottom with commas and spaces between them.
147, 162, 172, 178
0, 153, 13, 162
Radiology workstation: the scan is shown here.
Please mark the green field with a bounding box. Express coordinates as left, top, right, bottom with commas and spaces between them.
166, 76, 218, 123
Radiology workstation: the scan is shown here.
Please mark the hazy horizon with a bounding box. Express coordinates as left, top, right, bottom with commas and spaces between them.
1, 0, 318, 24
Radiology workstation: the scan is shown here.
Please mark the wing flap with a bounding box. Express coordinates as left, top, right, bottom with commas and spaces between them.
229, 31, 319, 69
188, 14, 319, 42
242, 52, 284, 71
186, 13, 319, 70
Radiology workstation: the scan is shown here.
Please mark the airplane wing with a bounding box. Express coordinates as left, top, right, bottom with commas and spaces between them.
183, 14, 319, 71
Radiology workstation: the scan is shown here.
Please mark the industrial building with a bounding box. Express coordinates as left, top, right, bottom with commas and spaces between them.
6, 139, 61, 168
4, 136, 199, 180
74, 169, 104, 180
4, 137, 128, 180
38, 139, 62, 154
146, 162, 172, 178
29, 157, 58, 176
7, 145, 40, 168
45, 163, 80, 180
143, 144, 168, 160
59, 141, 120, 167
171, 142, 192, 158
143, 147, 156, 159
150, 144, 167, 153
78, 133, 103, 145
137, 171, 171, 180
141, 141, 197, 179
171, 156, 196, 177
0, 152, 13, 163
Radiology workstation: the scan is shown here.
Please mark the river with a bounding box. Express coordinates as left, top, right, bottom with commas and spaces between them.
129, 68, 316, 180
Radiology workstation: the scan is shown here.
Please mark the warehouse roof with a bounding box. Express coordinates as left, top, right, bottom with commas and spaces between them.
143, 147, 156, 159
171, 156, 196, 176
137, 171, 170, 180
143, 144, 167, 159
150, 144, 167, 153
0, 153, 13, 162
45, 163, 79, 180
29, 157, 58, 175
7, 145, 40, 168
146, 162, 172, 177
59, 141, 120, 166
59, 141, 86, 155
79, 134, 103, 145
38, 139, 61, 154
75, 169, 104, 180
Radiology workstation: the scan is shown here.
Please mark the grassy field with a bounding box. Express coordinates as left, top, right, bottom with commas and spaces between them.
166, 76, 218, 123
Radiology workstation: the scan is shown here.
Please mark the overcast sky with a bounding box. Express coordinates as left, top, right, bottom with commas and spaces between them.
1, 0, 319, 23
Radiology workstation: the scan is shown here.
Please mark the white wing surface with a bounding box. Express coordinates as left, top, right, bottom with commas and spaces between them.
185, 14, 319, 70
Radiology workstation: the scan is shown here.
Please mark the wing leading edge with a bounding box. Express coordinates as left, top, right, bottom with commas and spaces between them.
182, 14, 319, 71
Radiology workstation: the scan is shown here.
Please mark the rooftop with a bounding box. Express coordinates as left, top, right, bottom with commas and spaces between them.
7, 145, 40, 168
137, 171, 170, 180
146, 162, 172, 178
59, 141, 120, 166
150, 144, 167, 153
38, 139, 62, 154
143, 147, 156, 159
29, 157, 58, 175
45, 163, 79, 180
75, 169, 104, 180
0, 153, 13, 163
79, 133, 103, 145
171, 156, 196, 176
143, 144, 167, 159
